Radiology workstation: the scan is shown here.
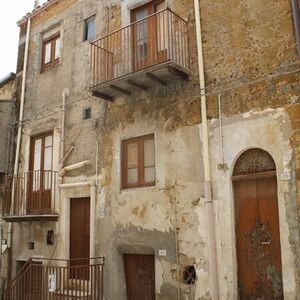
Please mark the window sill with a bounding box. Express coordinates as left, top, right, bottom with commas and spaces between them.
41, 60, 60, 74
120, 184, 156, 193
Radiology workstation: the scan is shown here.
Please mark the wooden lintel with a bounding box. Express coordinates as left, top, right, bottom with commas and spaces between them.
127, 80, 148, 91
146, 73, 167, 86
92, 91, 114, 102
110, 85, 131, 96
167, 67, 189, 81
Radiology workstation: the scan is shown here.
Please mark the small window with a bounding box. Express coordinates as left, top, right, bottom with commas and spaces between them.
27, 242, 35, 250
83, 107, 92, 120
42, 33, 60, 71
84, 16, 96, 41
121, 134, 155, 189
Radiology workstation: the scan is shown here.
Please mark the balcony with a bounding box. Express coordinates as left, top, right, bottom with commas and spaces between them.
3, 170, 58, 222
91, 8, 190, 101
5, 257, 105, 300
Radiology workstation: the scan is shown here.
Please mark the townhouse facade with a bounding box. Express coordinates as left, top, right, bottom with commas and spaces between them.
0, 0, 300, 299
0, 73, 16, 296
0, 73, 16, 188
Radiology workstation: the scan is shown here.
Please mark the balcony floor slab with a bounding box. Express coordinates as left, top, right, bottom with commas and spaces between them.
91, 61, 190, 101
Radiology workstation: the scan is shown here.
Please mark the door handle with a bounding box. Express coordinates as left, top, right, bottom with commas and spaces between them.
261, 241, 271, 245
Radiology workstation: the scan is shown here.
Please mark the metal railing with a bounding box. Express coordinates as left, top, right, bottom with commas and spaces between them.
91, 8, 189, 87
3, 170, 57, 217
5, 257, 105, 300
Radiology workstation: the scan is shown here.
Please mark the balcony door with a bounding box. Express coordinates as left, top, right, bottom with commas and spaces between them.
28, 132, 53, 214
131, 1, 166, 71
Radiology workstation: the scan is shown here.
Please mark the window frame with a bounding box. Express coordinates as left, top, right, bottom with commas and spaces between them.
130, 0, 166, 71
83, 15, 96, 42
29, 131, 54, 194
29, 130, 54, 173
121, 134, 155, 189
41, 33, 61, 72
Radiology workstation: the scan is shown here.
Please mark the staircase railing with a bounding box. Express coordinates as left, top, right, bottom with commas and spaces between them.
4, 257, 105, 300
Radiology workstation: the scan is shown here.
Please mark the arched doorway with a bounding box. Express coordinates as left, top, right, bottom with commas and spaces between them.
232, 148, 283, 299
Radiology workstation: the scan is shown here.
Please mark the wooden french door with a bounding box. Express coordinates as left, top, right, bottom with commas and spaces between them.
70, 197, 90, 280
124, 254, 155, 300
28, 131, 53, 214
131, 1, 166, 71
233, 149, 283, 299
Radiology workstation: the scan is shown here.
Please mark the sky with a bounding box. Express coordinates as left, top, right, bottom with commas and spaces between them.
0, 1, 36, 79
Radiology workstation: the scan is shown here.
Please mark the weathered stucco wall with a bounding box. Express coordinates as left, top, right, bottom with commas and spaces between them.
209, 108, 300, 299
0, 79, 16, 172
0, 78, 16, 296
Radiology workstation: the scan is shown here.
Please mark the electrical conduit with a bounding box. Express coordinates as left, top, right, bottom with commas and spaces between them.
7, 16, 31, 283
193, 0, 219, 299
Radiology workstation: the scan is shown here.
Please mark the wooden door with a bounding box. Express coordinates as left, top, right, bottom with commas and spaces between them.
131, 1, 166, 71
124, 254, 155, 300
233, 149, 283, 299
70, 197, 90, 279
28, 132, 53, 214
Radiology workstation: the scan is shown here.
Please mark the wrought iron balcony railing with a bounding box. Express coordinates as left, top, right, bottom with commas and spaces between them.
90, 8, 189, 99
3, 170, 58, 221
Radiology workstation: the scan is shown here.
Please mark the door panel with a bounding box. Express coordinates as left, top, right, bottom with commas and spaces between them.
234, 177, 283, 299
234, 179, 259, 298
28, 132, 53, 214
131, 1, 166, 71
70, 197, 90, 279
155, 1, 168, 62
124, 254, 155, 300
132, 4, 154, 70
256, 177, 283, 299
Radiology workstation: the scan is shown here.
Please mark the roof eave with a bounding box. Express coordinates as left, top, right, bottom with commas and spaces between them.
17, 0, 61, 26
0, 73, 16, 88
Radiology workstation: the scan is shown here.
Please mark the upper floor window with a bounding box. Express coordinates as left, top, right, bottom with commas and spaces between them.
42, 33, 60, 71
84, 16, 96, 41
121, 134, 155, 189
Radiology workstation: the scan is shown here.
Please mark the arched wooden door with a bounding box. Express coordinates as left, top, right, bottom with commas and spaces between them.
232, 149, 283, 299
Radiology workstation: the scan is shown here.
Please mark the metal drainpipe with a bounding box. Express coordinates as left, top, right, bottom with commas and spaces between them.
59, 89, 69, 184
7, 16, 31, 283
218, 94, 224, 166
291, 0, 300, 54
193, 0, 219, 299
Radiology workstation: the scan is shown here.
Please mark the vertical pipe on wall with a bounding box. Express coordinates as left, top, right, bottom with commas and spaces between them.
193, 0, 219, 299
90, 184, 96, 258
59, 89, 69, 184
5, 126, 11, 175
218, 94, 224, 165
290, 0, 300, 54
7, 16, 31, 283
